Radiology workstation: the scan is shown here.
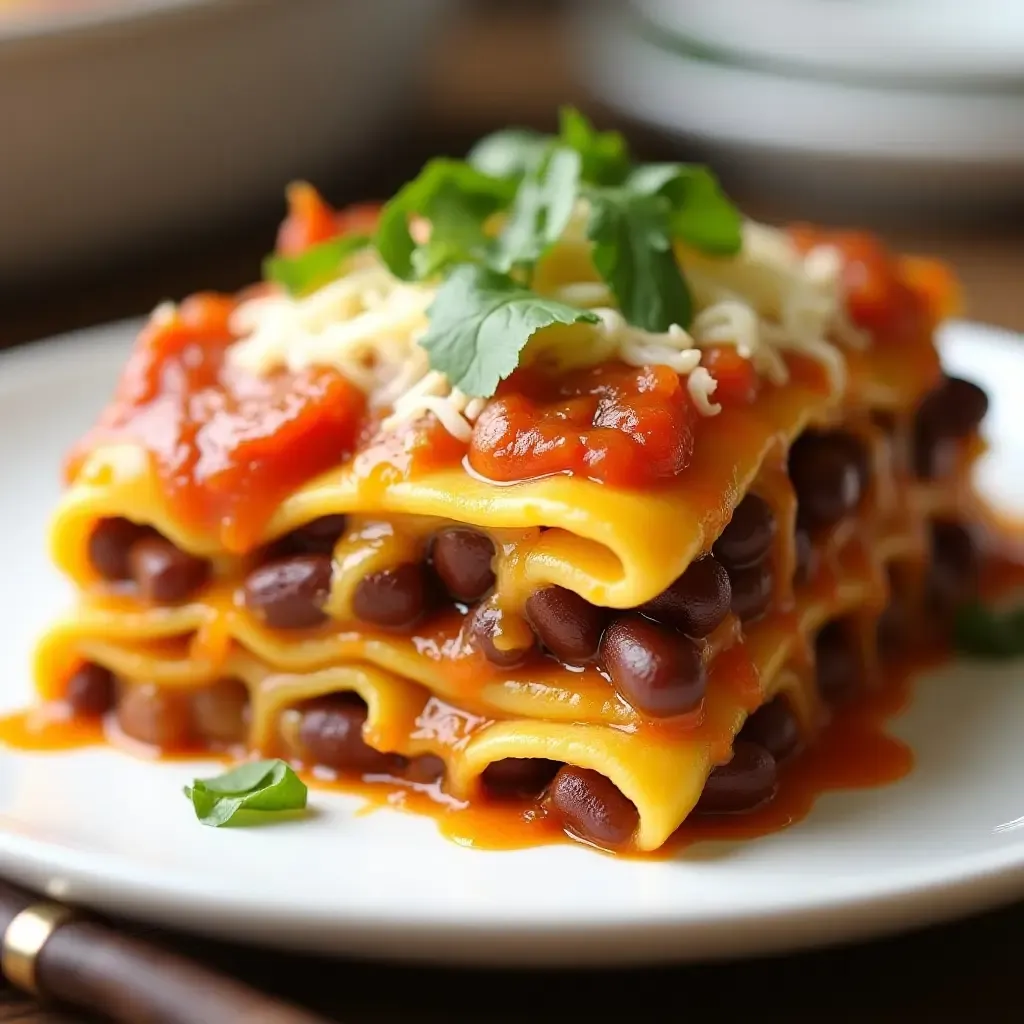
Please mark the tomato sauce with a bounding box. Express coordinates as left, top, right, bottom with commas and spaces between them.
65, 294, 366, 553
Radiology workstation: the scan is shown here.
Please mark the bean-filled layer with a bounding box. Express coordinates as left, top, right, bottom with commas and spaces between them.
545, 765, 640, 849
112, 676, 251, 750
600, 614, 706, 717
640, 555, 731, 638
271, 515, 347, 557
525, 586, 606, 662
353, 563, 429, 629
815, 619, 863, 706
87, 518, 211, 603
431, 528, 496, 603
243, 554, 333, 629
729, 562, 774, 624
913, 376, 988, 480
469, 600, 537, 667
788, 431, 868, 529
738, 697, 800, 762
298, 694, 406, 774
694, 741, 777, 814
713, 495, 776, 570
482, 757, 561, 799
64, 662, 116, 716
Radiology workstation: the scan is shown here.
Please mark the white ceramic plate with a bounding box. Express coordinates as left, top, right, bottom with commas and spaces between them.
2, 319, 1024, 966
634, 0, 1024, 85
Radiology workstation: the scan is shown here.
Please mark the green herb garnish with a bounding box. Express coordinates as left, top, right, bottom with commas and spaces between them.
420, 265, 599, 398
184, 759, 308, 827
375, 159, 515, 281
263, 106, 743, 398
263, 234, 371, 297
954, 602, 1024, 659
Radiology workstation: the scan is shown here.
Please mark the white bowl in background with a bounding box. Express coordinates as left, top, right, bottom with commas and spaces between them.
576, 10, 1024, 220
0, 0, 454, 284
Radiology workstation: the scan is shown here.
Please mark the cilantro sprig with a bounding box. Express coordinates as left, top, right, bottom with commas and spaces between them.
265, 107, 743, 399
184, 759, 308, 827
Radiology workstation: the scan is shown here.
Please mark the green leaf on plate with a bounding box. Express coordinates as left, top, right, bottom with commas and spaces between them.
184, 759, 308, 828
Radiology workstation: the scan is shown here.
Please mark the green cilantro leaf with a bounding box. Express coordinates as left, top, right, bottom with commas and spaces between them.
184, 759, 308, 827
587, 186, 692, 332
626, 164, 742, 256
419, 264, 600, 398
558, 107, 629, 187
263, 234, 371, 296
375, 159, 515, 281
493, 144, 581, 274
954, 602, 1024, 659
467, 128, 548, 182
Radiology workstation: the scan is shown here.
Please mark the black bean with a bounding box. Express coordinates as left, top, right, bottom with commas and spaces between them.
87, 518, 150, 581
299, 694, 405, 774
738, 697, 800, 761
788, 432, 868, 528
695, 741, 777, 814
815, 619, 863, 706
917, 376, 989, 440
525, 586, 606, 662
640, 556, 731, 638
431, 528, 496, 602
600, 614, 706, 718
352, 563, 428, 629
928, 520, 979, 612
274, 515, 347, 556
793, 524, 815, 585
192, 679, 250, 745
468, 602, 536, 668
546, 765, 639, 849
64, 663, 115, 716
729, 562, 774, 623
243, 555, 332, 630
128, 537, 210, 604
117, 683, 193, 749
482, 758, 560, 799
713, 495, 776, 570
913, 377, 988, 478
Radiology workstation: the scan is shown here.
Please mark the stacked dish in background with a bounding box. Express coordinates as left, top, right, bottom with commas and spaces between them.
576, 0, 1024, 220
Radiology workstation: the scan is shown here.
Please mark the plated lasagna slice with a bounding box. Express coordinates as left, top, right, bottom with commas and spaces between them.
32, 113, 988, 853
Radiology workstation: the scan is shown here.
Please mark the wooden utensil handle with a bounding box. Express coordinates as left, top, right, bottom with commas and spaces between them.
0, 882, 331, 1024
38, 920, 330, 1024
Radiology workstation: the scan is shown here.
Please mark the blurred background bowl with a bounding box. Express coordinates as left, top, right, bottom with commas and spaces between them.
576, 0, 1024, 223
0, 0, 454, 283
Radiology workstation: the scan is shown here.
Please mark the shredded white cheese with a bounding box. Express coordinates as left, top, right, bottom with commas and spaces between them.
217, 216, 861, 442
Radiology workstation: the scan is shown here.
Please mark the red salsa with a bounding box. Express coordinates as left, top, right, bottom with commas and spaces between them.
66, 294, 366, 553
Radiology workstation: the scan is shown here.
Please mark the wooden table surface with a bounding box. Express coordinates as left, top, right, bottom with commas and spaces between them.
3, 5, 1024, 1022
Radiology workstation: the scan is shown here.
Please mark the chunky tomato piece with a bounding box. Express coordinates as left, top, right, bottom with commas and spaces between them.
700, 345, 759, 406
468, 363, 696, 487
275, 182, 382, 256
788, 225, 928, 342
68, 294, 365, 552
